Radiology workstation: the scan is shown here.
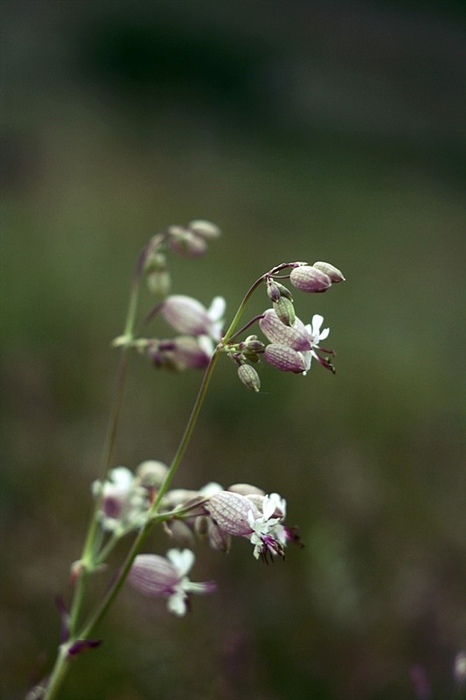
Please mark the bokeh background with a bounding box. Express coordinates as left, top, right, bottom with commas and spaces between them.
1, 1, 465, 699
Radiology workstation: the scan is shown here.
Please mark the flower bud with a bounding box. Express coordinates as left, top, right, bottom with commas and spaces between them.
169, 228, 208, 257
264, 344, 307, 373
205, 491, 260, 537
162, 489, 202, 509
206, 521, 231, 552
187, 219, 221, 240
273, 297, 296, 326
144, 251, 167, 273
290, 265, 331, 293
164, 519, 196, 547
136, 460, 169, 488
312, 261, 345, 283
260, 309, 310, 351
147, 269, 171, 298
228, 483, 265, 497
237, 364, 261, 392
266, 279, 281, 303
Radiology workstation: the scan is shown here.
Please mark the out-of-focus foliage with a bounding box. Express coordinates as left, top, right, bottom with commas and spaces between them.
1, 1, 464, 699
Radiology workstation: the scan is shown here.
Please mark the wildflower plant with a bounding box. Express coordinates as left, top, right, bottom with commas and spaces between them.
29, 220, 345, 700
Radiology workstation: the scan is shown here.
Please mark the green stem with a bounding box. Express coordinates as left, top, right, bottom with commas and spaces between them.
38, 646, 70, 700
77, 346, 222, 640
41, 263, 278, 700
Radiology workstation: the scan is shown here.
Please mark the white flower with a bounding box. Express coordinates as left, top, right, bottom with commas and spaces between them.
93, 466, 149, 533
246, 493, 288, 561
296, 314, 332, 375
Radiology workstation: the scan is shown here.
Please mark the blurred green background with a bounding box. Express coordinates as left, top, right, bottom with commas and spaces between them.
1, 1, 465, 699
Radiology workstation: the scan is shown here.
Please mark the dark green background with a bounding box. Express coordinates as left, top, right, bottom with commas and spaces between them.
1, 1, 465, 698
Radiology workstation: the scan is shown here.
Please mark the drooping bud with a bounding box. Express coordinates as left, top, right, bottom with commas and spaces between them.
144, 252, 171, 297
136, 460, 169, 488
260, 309, 310, 351
205, 491, 260, 537
266, 278, 281, 303
187, 219, 221, 240
206, 520, 231, 552
264, 344, 307, 373
290, 265, 332, 293
169, 227, 208, 257
147, 269, 171, 297
237, 364, 261, 392
228, 483, 265, 497
312, 261, 345, 283
164, 519, 196, 548
162, 489, 203, 510
275, 282, 294, 301
273, 297, 296, 326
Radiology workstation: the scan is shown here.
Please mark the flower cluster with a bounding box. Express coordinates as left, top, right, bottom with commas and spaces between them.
222, 259, 345, 389
92, 460, 168, 534
161, 482, 299, 564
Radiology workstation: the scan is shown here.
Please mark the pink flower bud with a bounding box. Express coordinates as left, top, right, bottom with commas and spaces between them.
205, 491, 260, 537
260, 309, 310, 351
168, 226, 208, 257
290, 265, 332, 293
312, 261, 345, 283
187, 219, 221, 240
264, 344, 307, 373
228, 484, 265, 497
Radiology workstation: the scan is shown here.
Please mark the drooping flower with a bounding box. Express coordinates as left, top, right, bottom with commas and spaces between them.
161, 295, 226, 341
260, 309, 310, 351
260, 308, 334, 375
203, 490, 295, 562
247, 493, 289, 561
300, 313, 334, 374
128, 549, 216, 616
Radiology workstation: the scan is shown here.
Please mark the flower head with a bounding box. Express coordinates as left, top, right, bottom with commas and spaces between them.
128, 549, 216, 616
203, 490, 295, 562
